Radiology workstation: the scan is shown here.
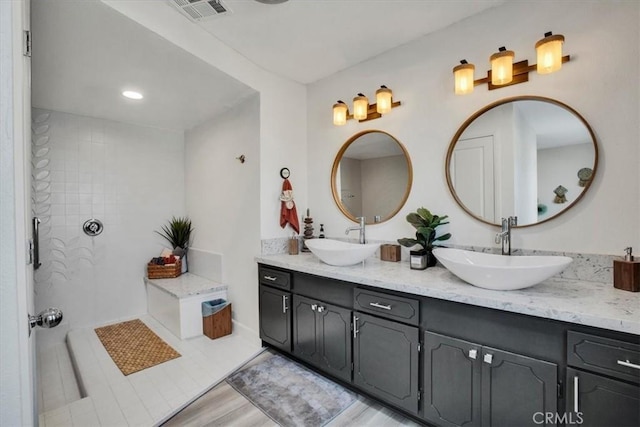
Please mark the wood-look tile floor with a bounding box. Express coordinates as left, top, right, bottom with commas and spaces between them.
163, 351, 422, 427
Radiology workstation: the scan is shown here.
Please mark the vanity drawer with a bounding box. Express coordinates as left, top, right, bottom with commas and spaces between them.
353, 288, 419, 326
567, 331, 640, 384
258, 266, 291, 290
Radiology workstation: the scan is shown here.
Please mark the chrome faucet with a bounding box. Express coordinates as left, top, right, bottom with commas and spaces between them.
345, 217, 366, 244
495, 216, 517, 255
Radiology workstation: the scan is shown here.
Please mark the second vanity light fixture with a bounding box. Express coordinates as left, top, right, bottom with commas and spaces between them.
333, 85, 401, 126
453, 32, 570, 95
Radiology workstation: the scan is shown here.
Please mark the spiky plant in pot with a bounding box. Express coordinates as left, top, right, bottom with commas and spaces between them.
156, 216, 193, 271
397, 207, 451, 269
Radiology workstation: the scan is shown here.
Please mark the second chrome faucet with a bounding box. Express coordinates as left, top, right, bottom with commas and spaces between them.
495, 216, 517, 255
345, 217, 366, 244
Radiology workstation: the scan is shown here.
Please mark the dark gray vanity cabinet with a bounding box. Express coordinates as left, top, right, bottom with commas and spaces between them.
423, 331, 557, 427
565, 331, 640, 427
423, 332, 482, 427
292, 294, 352, 382
259, 284, 291, 351
258, 265, 293, 352
353, 312, 420, 415
480, 346, 557, 427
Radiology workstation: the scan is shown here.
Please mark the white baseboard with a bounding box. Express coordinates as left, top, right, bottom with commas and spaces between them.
232, 320, 261, 347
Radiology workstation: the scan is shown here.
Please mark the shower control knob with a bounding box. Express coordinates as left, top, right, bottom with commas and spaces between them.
28, 308, 63, 336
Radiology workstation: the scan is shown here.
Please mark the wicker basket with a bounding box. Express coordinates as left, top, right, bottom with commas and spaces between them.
147, 260, 182, 279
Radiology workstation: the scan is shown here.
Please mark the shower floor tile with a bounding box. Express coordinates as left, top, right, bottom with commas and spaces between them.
39, 314, 262, 427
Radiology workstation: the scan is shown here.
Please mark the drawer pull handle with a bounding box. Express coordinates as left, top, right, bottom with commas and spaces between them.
617, 359, 640, 370
263, 275, 278, 281
573, 376, 579, 413
469, 349, 477, 360
369, 302, 392, 310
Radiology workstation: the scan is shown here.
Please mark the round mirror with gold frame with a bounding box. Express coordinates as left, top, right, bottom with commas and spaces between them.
446, 96, 598, 227
331, 130, 413, 224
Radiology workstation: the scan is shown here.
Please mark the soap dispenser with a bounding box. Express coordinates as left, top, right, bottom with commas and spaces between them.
613, 247, 640, 292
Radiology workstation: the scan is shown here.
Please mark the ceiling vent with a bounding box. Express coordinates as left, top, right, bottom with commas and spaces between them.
168, 0, 231, 22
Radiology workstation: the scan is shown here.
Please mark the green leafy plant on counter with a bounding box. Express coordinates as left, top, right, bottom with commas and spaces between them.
397, 207, 451, 251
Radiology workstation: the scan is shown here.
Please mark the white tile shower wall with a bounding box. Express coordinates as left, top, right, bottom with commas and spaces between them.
32, 109, 185, 340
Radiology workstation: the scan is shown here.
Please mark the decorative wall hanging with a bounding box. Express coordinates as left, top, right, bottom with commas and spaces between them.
553, 185, 568, 203
577, 167, 593, 187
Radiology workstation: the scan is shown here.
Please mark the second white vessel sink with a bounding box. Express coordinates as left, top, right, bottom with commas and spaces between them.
305, 239, 379, 266
432, 248, 572, 290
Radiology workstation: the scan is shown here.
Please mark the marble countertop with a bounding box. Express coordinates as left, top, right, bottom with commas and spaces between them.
145, 273, 227, 299
256, 253, 640, 335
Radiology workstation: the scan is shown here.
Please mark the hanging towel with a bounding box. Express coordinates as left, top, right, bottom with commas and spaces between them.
280, 178, 300, 234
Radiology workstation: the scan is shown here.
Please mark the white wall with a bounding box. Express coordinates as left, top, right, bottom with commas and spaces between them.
185, 96, 261, 335
101, 0, 308, 242
32, 109, 185, 333
307, 1, 640, 254
361, 155, 409, 221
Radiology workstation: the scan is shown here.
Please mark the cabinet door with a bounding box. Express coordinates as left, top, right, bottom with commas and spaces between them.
317, 302, 352, 383
259, 285, 291, 351
293, 294, 320, 364
481, 346, 557, 427
353, 312, 419, 415
567, 367, 640, 427
423, 331, 481, 427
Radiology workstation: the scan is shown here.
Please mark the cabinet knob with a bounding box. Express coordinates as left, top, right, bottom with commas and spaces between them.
469, 349, 477, 359
483, 353, 493, 364
311, 304, 318, 311
317, 306, 325, 313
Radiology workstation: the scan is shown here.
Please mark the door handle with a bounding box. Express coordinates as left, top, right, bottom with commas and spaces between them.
573, 376, 579, 413
32, 217, 41, 270
353, 314, 359, 338
469, 349, 477, 359
28, 308, 63, 337
282, 295, 288, 313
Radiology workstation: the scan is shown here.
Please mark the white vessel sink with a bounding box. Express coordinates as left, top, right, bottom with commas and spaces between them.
432, 248, 572, 290
305, 239, 379, 266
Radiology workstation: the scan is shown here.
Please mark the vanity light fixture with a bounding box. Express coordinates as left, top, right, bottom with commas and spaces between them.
490, 46, 514, 85
453, 31, 570, 94
353, 93, 369, 120
332, 86, 401, 125
453, 60, 475, 95
536, 32, 565, 74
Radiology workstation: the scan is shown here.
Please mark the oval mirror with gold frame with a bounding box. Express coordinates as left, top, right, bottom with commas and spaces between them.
446, 96, 598, 227
331, 130, 413, 224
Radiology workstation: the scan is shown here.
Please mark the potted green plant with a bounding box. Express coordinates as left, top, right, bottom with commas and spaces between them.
397, 207, 451, 270
156, 216, 193, 273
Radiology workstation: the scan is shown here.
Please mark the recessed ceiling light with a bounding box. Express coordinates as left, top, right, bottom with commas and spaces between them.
122, 90, 143, 100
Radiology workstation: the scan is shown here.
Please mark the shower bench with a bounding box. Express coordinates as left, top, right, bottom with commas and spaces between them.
144, 273, 227, 339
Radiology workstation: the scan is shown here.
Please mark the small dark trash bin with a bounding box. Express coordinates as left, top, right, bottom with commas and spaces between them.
202, 299, 232, 340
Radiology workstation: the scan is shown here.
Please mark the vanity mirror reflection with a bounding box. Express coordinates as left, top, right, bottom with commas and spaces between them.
331, 130, 413, 224
446, 96, 598, 227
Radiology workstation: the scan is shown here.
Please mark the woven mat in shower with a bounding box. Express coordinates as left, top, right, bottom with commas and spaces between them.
94, 319, 181, 376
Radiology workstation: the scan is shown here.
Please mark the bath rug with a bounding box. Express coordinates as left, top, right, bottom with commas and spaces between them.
94, 319, 180, 376
226, 351, 357, 427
